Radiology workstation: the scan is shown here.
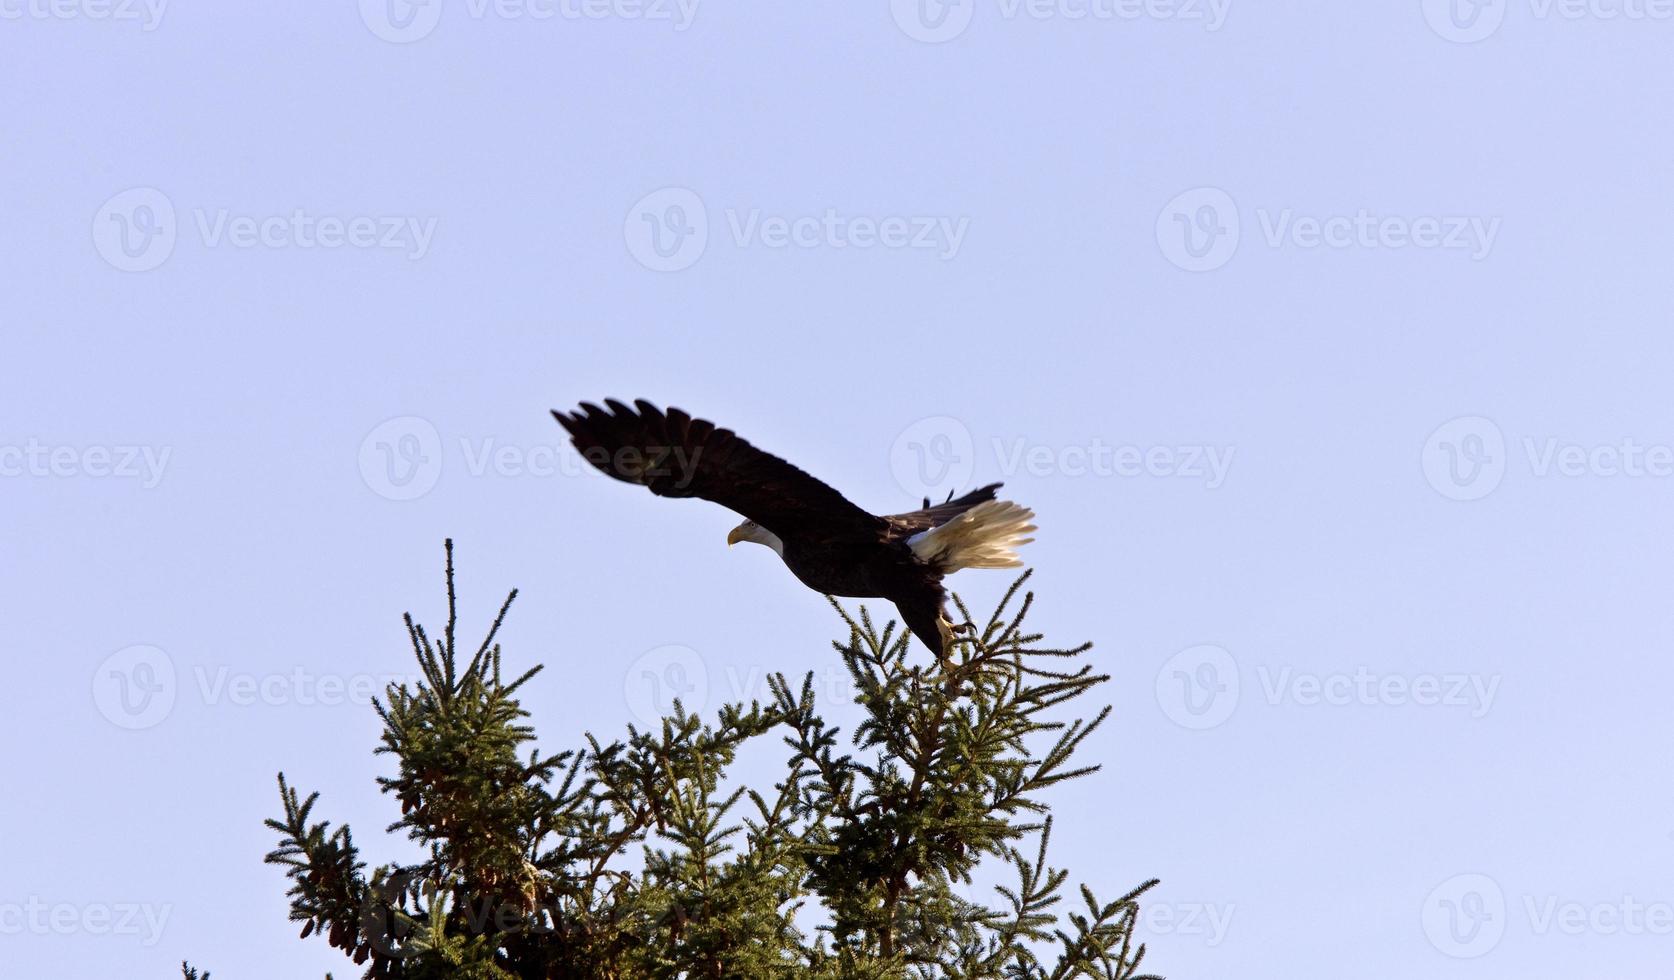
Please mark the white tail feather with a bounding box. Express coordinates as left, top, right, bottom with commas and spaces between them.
907, 499, 1037, 572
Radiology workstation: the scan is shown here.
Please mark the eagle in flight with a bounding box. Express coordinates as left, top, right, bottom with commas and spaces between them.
553, 399, 1036, 657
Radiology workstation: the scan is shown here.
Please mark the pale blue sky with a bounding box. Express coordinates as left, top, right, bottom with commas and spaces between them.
5, 2, 1674, 976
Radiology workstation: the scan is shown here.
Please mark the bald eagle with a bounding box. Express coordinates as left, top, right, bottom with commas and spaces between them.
553, 399, 1036, 657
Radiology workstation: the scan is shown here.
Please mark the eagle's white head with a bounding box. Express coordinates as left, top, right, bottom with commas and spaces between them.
727, 519, 785, 557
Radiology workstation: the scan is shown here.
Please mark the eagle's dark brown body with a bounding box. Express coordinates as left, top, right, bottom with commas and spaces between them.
553, 399, 1029, 656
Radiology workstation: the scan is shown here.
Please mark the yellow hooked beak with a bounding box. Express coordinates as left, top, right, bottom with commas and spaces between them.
727, 525, 747, 547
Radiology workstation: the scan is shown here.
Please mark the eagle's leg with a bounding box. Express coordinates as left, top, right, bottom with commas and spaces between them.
937, 615, 977, 664
896, 595, 955, 663
935, 616, 957, 662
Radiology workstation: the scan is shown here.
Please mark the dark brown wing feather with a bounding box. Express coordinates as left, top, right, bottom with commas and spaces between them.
882, 482, 1003, 537
553, 399, 883, 542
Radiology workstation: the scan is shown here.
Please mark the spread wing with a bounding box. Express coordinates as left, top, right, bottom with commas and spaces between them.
553, 399, 883, 541
883, 482, 1004, 536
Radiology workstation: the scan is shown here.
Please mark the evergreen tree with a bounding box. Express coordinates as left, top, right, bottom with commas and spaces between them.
258, 541, 1161, 979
